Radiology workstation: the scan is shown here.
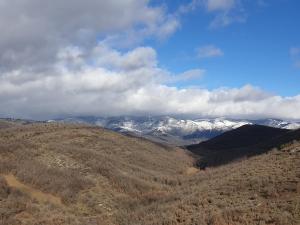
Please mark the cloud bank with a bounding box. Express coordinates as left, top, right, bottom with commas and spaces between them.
0, 0, 179, 72
1, 45, 300, 120
0, 0, 300, 120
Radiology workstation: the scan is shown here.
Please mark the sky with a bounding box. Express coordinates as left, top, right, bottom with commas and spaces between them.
0, 0, 300, 120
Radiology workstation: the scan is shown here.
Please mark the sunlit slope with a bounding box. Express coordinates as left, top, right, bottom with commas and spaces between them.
0, 122, 193, 225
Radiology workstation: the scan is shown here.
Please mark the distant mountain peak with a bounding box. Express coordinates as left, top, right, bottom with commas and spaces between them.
51, 116, 300, 146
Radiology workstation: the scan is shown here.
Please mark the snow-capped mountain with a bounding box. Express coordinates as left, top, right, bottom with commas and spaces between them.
51, 116, 300, 146
254, 119, 300, 130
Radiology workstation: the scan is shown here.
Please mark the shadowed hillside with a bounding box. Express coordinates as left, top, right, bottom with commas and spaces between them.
0, 121, 299, 225
190, 125, 289, 151
187, 125, 300, 168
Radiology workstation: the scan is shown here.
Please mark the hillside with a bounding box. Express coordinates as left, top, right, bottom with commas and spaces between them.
0, 119, 38, 130
0, 120, 14, 129
187, 125, 300, 168
0, 119, 27, 129
0, 122, 299, 225
190, 125, 289, 151
0, 122, 194, 225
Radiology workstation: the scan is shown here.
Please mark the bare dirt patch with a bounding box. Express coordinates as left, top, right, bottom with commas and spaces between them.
3, 174, 62, 206
185, 167, 199, 175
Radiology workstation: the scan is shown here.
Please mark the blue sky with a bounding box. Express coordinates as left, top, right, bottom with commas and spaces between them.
149, 0, 300, 96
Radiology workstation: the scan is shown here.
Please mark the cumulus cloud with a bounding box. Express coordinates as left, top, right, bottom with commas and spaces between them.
1, 45, 300, 120
0, 0, 179, 72
197, 45, 224, 58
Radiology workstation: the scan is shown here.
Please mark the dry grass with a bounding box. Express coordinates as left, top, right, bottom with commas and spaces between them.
0, 122, 299, 225
3, 174, 62, 206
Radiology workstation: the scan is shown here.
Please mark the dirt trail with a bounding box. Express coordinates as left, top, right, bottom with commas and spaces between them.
3, 174, 62, 206
185, 167, 199, 175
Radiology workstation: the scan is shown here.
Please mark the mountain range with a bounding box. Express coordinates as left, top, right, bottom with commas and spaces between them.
1, 119, 299, 225
51, 116, 300, 145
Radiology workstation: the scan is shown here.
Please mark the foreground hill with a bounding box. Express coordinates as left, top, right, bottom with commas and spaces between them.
0, 122, 194, 225
0, 119, 32, 129
0, 122, 299, 225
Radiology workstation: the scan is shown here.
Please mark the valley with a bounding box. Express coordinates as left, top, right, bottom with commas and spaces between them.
0, 120, 299, 225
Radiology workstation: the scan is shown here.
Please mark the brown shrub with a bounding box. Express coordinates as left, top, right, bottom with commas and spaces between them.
0, 122, 299, 225
0, 176, 9, 199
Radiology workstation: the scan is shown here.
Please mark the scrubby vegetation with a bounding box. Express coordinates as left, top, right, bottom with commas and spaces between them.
0, 121, 299, 225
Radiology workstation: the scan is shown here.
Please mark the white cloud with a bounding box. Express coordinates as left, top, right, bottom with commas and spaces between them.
209, 12, 246, 28
91, 44, 158, 71
178, 0, 201, 14
1, 45, 300, 120
257, 0, 268, 7
0, 0, 179, 72
202, 0, 246, 28
178, 0, 235, 14
175, 0, 244, 28
206, 0, 236, 12
290, 47, 300, 57
178, 69, 205, 80
290, 47, 300, 68
197, 45, 224, 58
168, 69, 206, 83
295, 61, 300, 69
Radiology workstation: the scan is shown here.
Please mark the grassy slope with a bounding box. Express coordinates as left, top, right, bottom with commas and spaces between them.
0, 120, 21, 129
0, 122, 299, 225
0, 122, 193, 225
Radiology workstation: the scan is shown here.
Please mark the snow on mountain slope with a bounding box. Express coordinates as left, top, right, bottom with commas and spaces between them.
154, 117, 250, 135
257, 119, 300, 130
52, 116, 300, 145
